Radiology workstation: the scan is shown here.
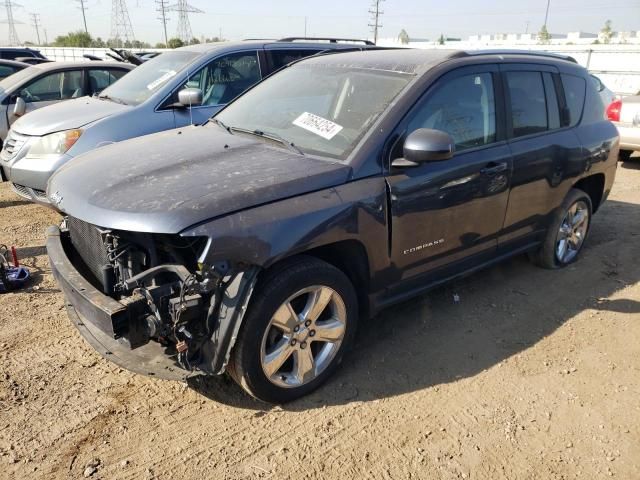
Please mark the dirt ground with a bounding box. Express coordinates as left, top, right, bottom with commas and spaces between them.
0, 160, 639, 480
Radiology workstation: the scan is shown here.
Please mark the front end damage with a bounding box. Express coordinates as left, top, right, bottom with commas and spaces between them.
46, 217, 258, 380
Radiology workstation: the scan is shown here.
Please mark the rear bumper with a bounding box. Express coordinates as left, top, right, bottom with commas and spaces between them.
47, 225, 194, 381
615, 124, 640, 151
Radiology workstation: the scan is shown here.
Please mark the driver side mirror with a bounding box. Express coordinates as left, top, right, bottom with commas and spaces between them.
177, 87, 203, 108
13, 96, 26, 117
392, 128, 455, 168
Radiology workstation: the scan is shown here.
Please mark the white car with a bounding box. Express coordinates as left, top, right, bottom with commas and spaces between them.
606, 94, 640, 161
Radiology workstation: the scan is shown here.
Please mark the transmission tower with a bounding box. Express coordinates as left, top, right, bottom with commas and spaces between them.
368, 0, 384, 45
76, 0, 88, 34
111, 0, 135, 46
156, 0, 170, 45
29, 12, 40, 44
167, 0, 203, 44
2, 0, 23, 46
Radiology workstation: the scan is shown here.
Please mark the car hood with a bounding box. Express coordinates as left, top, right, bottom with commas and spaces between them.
12, 96, 130, 136
48, 124, 352, 234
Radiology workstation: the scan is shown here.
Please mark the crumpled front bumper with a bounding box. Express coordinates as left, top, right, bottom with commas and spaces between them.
47, 225, 195, 381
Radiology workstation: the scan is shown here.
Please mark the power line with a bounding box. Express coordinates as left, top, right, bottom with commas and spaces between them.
156, 0, 169, 46
167, 0, 203, 44
76, 0, 88, 34
111, 0, 135, 46
29, 12, 41, 45
1, 0, 23, 46
368, 0, 384, 45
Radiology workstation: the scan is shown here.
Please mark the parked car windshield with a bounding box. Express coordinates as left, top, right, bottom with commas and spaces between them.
98, 50, 198, 106
215, 63, 414, 160
0, 65, 37, 92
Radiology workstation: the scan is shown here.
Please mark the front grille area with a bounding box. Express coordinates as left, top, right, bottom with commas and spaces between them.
2, 132, 28, 160
67, 216, 111, 289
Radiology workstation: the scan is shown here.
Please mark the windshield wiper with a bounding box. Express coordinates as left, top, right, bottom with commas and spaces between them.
228, 127, 304, 155
97, 94, 127, 105
211, 118, 231, 133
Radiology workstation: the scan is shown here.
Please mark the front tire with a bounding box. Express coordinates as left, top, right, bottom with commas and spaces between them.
530, 188, 592, 269
618, 149, 633, 162
228, 256, 358, 403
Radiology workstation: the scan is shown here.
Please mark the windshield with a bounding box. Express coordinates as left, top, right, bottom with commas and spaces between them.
99, 51, 198, 106
215, 64, 414, 160
0, 65, 38, 93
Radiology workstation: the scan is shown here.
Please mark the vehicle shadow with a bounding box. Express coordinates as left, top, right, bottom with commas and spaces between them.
0, 198, 31, 209
189, 199, 640, 410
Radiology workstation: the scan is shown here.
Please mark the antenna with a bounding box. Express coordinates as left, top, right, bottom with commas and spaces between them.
29, 12, 41, 44
1, 0, 23, 46
76, 0, 88, 34
111, 0, 135, 47
368, 0, 384, 45
167, 0, 203, 44
156, 0, 169, 45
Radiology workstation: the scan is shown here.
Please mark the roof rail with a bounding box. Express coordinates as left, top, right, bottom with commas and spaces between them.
278, 37, 375, 46
464, 49, 577, 63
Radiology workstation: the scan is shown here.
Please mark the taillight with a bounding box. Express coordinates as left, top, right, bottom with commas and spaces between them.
606, 99, 622, 122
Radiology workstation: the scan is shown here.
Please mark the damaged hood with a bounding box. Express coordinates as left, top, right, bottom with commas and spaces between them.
48, 124, 352, 234
12, 96, 130, 136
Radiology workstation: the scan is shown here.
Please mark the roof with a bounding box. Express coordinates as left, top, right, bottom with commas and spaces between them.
27, 60, 135, 72
0, 59, 30, 68
299, 49, 462, 75
177, 39, 374, 55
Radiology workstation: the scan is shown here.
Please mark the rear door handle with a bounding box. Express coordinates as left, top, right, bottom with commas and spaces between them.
480, 162, 508, 176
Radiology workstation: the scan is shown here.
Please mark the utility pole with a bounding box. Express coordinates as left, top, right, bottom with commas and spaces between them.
167, 0, 204, 44
76, 0, 88, 34
156, 0, 169, 46
368, 0, 384, 45
43, 27, 48, 45
2, 0, 23, 46
525, 20, 530, 34
543, 0, 551, 28
111, 0, 135, 47
30, 12, 41, 44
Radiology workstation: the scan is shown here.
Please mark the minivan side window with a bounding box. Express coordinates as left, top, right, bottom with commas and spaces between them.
20, 70, 84, 102
561, 74, 586, 127
407, 72, 496, 151
88, 68, 127, 95
179, 51, 261, 106
506, 71, 547, 138
267, 49, 323, 72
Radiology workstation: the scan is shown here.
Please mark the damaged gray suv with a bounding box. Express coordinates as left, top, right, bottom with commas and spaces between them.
47, 49, 618, 403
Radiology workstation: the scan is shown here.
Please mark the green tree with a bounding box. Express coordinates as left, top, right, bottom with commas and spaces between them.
398, 29, 410, 45
92, 37, 106, 48
537, 25, 551, 44
438, 33, 445, 45
155, 42, 167, 49
53, 30, 93, 47
167, 37, 185, 49
601, 19, 613, 44
189, 37, 201, 45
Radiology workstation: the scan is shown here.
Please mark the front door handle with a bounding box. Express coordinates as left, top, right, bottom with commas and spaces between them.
480, 162, 508, 176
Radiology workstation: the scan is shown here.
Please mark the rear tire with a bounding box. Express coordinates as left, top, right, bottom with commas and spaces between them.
530, 188, 592, 269
228, 256, 358, 404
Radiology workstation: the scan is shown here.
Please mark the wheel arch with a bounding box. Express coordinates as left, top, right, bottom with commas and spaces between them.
573, 173, 605, 213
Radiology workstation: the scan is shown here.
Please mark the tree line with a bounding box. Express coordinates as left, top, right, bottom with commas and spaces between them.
38, 30, 223, 49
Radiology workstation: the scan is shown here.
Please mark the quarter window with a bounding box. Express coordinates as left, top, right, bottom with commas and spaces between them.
561, 74, 586, 127
506, 71, 547, 137
407, 73, 496, 151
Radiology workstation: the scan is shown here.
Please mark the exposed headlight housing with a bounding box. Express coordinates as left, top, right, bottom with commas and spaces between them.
27, 129, 83, 158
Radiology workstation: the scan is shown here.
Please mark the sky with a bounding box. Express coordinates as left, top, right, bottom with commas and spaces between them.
2, 0, 639, 46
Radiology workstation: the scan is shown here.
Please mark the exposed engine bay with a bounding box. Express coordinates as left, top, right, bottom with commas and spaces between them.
60, 216, 257, 375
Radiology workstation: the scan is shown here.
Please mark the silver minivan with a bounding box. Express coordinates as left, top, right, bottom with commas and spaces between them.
1, 39, 372, 205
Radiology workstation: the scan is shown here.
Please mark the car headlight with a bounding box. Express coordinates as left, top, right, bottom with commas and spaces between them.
27, 129, 83, 158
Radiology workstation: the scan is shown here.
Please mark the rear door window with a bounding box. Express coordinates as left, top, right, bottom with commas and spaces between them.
505, 71, 548, 137
407, 72, 497, 151
542, 73, 561, 130
88, 68, 128, 95
266, 49, 323, 72
560, 74, 586, 126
